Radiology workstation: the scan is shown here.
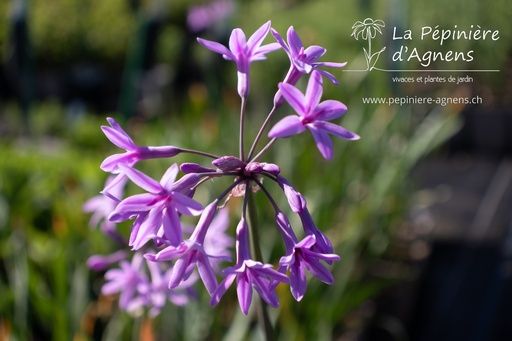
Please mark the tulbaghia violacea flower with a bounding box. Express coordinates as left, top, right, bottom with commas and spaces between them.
143, 260, 197, 317
277, 175, 307, 213
87, 20, 359, 320
145, 201, 230, 295
197, 20, 281, 98
99, 251, 197, 317
101, 252, 149, 315
210, 218, 289, 315
271, 26, 346, 106
275, 212, 340, 301
299, 207, 335, 256
87, 250, 127, 271
203, 207, 234, 271
268, 70, 360, 159
100, 117, 181, 173
109, 164, 203, 250
187, 0, 234, 33
83, 175, 127, 231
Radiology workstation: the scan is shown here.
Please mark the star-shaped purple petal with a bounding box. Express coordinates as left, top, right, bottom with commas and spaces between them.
198, 21, 281, 98
109, 164, 203, 249
268, 71, 359, 159
209, 218, 288, 314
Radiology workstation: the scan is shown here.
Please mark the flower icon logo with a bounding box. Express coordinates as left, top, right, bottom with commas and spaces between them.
351, 18, 386, 71
351, 18, 385, 40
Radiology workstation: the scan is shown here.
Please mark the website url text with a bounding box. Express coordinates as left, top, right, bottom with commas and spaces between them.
362, 95, 483, 106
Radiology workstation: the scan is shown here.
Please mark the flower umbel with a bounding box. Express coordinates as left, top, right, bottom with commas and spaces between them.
86, 21, 359, 321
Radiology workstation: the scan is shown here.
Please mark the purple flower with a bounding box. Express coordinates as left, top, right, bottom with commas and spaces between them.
87, 21, 358, 315
244, 161, 280, 176
99, 251, 198, 317
275, 212, 340, 301
87, 250, 127, 272
277, 175, 307, 213
299, 207, 335, 256
180, 162, 216, 174
268, 70, 360, 160
143, 260, 197, 317
212, 155, 246, 171
83, 175, 127, 232
109, 164, 203, 250
100, 117, 181, 173
101, 253, 149, 314
203, 207, 234, 271
197, 20, 281, 98
210, 218, 289, 315
144, 201, 230, 295
187, 0, 235, 33
271, 26, 346, 106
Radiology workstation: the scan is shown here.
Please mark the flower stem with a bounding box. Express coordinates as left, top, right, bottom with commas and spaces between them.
240, 97, 248, 161
247, 105, 277, 161
246, 187, 275, 341
250, 137, 277, 163
179, 147, 219, 159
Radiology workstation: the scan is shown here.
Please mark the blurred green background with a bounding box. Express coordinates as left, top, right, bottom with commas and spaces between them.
1, 0, 511, 340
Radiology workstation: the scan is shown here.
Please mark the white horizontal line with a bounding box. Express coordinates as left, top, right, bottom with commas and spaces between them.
343, 68, 500, 72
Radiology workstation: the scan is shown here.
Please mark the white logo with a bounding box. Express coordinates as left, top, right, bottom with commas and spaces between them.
350, 18, 386, 71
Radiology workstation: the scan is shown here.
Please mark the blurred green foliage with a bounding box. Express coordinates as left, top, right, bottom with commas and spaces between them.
0, 91, 461, 341
0, 109, 110, 340
0, 0, 508, 340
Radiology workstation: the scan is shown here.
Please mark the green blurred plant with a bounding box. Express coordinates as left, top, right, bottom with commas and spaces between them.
0, 108, 114, 340
4, 0, 503, 339
0, 90, 461, 340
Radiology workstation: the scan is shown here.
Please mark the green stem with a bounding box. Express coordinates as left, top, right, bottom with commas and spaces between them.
246, 188, 275, 341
